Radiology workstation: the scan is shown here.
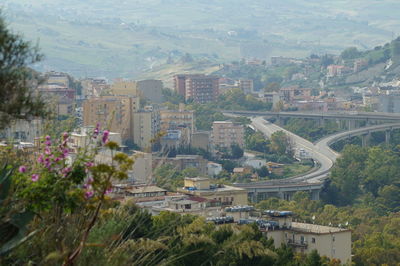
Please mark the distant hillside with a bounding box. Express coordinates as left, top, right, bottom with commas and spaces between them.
329, 37, 400, 87
2, 0, 400, 78
138, 61, 221, 88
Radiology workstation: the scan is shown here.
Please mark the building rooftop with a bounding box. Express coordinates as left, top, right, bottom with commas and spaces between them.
127, 186, 167, 194
184, 177, 209, 182
291, 222, 351, 234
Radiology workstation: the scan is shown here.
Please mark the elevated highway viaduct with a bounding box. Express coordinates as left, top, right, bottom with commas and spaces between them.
224, 112, 400, 202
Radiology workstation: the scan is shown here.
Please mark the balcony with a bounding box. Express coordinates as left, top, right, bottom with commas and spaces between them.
287, 239, 308, 248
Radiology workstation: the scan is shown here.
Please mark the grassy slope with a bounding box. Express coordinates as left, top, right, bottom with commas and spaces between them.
3, 0, 400, 79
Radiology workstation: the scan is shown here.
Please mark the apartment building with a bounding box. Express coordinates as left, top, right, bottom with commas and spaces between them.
69, 128, 122, 153
160, 104, 194, 132
133, 106, 160, 150
81, 78, 110, 99
38, 72, 75, 116
238, 79, 254, 94
191, 131, 211, 151
153, 155, 208, 175
279, 86, 312, 103
0, 119, 42, 143
160, 103, 194, 148
137, 79, 163, 103
83, 96, 139, 141
263, 211, 351, 264
177, 177, 248, 206
112, 79, 139, 96
212, 121, 244, 150
173, 74, 219, 103
112, 79, 163, 103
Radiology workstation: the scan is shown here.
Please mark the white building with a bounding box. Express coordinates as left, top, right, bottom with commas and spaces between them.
263, 211, 351, 264
207, 162, 223, 177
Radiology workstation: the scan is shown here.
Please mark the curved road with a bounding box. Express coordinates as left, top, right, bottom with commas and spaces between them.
251, 117, 400, 184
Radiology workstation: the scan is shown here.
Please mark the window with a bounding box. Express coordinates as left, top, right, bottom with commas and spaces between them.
312, 237, 316, 243
332, 235, 335, 242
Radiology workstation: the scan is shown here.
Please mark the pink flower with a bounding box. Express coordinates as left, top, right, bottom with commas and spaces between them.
45, 135, 51, 141
18, 166, 27, 173
62, 167, 72, 176
93, 123, 100, 138
45, 140, 51, 146
44, 147, 51, 155
102, 130, 109, 144
37, 154, 44, 164
85, 190, 94, 199
85, 162, 94, 168
31, 174, 39, 182
105, 187, 112, 195
63, 132, 69, 140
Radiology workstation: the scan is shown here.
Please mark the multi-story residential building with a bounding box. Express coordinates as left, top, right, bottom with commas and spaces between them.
153, 155, 208, 175
38, 72, 76, 117
173, 74, 219, 103
112, 79, 163, 103
81, 78, 110, 99
177, 177, 248, 206
160, 104, 194, 132
191, 131, 211, 151
136, 79, 164, 103
263, 211, 351, 264
111, 79, 139, 97
133, 106, 160, 150
212, 121, 244, 150
0, 119, 42, 143
83, 96, 139, 141
68, 127, 122, 154
160, 130, 190, 150
160, 103, 194, 147
260, 92, 282, 110
327, 65, 347, 77
131, 151, 153, 184
238, 79, 254, 94
279, 87, 312, 103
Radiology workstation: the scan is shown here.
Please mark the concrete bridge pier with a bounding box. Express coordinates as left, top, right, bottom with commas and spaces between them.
318, 118, 325, 127
385, 130, 391, 144
361, 132, 371, 147
347, 120, 356, 130
311, 190, 320, 200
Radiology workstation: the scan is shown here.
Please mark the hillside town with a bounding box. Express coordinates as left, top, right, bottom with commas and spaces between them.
2, 2, 400, 265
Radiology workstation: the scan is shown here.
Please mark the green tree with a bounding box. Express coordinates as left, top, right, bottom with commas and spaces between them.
341, 47, 361, 60
269, 131, 293, 157
305, 250, 323, 266
329, 145, 367, 205
230, 143, 244, 159
0, 16, 48, 128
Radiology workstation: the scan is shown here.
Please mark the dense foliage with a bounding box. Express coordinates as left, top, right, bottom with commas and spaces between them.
257, 191, 400, 266
0, 16, 48, 129
284, 118, 341, 142
0, 128, 133, 265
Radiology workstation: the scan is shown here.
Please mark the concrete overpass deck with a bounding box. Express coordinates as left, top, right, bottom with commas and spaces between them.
226, 112, 400, 201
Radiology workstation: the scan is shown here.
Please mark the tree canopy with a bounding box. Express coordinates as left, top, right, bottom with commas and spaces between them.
0, 16, 48, 128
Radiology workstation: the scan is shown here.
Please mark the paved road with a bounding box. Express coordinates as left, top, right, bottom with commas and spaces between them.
251, 117, 336, 183
226, 110, 400, 122
252, 117, 400, 183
